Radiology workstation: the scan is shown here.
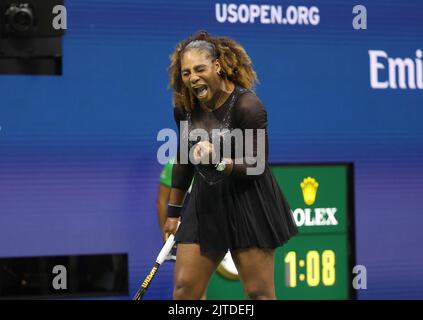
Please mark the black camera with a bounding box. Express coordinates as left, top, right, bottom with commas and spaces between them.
5, 3, 35, 34
0, 0, 64, 75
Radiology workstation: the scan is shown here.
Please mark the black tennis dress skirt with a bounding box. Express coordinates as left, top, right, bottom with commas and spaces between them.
175, 164, 298, 253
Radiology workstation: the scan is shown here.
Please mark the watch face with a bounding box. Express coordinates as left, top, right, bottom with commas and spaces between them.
217, 161, 226, 171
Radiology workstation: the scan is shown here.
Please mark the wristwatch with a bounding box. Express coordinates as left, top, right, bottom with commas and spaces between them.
215, 160, 227, 172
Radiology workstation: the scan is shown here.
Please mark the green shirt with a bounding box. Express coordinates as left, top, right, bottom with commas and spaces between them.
159, 158, 175, 188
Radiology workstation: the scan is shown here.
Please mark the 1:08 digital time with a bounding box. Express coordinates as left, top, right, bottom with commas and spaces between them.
284, 250, 336, 287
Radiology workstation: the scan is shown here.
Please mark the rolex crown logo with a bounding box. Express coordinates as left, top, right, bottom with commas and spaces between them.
300, 177, 319, 205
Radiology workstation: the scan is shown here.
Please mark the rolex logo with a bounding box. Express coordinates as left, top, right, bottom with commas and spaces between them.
300, 177, 319, 205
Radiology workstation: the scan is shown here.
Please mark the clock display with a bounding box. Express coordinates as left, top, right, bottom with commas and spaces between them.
284, 250, 336, 288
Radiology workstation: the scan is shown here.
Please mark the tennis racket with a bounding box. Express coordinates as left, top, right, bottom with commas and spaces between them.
133, 233, 177, 300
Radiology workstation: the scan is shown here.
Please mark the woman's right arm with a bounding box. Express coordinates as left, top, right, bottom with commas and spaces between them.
163, 107, 194, 240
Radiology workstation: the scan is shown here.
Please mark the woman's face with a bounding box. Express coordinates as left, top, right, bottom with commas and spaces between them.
181, 49, 222, 105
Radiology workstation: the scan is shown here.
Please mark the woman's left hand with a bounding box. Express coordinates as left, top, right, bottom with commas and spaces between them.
193, 141, 217, 164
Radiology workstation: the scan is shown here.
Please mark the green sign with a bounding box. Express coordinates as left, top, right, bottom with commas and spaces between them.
207, 163, 356, 300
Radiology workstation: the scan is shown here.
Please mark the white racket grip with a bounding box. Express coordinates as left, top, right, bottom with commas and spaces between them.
156, 221, 180, 264
156, 234, 175, 264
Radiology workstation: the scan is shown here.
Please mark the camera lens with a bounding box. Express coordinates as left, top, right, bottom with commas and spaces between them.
5, 4, 34, 33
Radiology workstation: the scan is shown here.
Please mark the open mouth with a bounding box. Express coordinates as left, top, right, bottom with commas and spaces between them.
192, 85, 208, 99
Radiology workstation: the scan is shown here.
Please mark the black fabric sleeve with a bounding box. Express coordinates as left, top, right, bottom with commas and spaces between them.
172, 107, 194, 190
231, 92, 269, 179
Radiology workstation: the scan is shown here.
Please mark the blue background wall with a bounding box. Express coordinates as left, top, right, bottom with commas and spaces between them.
0, 0, 422, 299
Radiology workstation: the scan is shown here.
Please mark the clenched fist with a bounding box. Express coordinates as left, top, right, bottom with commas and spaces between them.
193, 141, 218, 165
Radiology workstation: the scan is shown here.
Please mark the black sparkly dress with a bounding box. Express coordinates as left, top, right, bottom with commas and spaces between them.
172, 86, 298, 253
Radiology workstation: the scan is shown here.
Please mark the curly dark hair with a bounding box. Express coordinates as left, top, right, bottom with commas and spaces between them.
168, 31, 258, 112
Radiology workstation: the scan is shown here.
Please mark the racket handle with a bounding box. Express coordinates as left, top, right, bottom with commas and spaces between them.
156, 221, 180, 264
157, 233, 175, 264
